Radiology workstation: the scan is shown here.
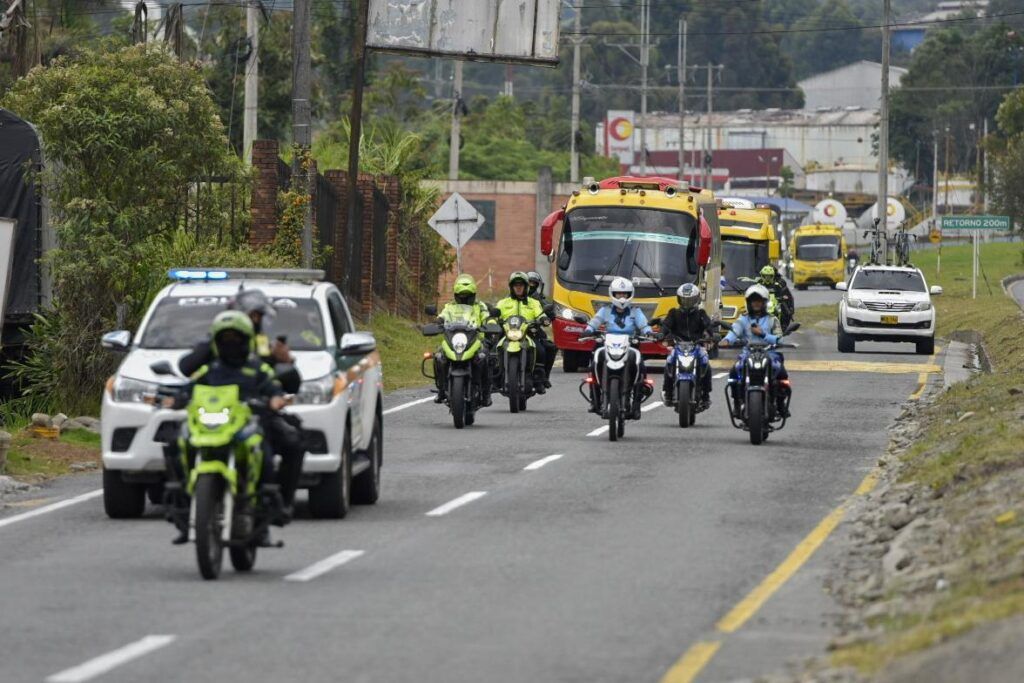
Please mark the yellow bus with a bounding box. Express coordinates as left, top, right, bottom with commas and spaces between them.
790, 223, 847, 290
539, 176, 722, 373
717, 199, 780, 323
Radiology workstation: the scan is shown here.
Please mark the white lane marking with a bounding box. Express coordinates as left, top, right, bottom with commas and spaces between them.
426, 491, 488, 516
47, 635, 176, 683
284, 550, 365, 582
713, 371, 729, 379
587, 401, 664, 437
382, 396, 433, 415
0, 489, 103, 531
524, 454, 564, 471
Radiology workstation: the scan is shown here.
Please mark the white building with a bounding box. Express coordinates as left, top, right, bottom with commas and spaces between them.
798, 61, 908, 111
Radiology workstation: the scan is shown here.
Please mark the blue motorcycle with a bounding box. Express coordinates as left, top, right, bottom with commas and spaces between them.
666, 336, 717, 428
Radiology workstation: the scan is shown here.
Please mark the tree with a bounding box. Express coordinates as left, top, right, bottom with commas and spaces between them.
990, 88, 1024, 229
783, 0, 874, 79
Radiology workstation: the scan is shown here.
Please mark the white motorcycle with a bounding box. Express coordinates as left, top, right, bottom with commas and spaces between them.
577, 326, 655, 442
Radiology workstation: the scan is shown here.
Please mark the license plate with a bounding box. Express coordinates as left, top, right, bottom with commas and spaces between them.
881, 315, 899, 325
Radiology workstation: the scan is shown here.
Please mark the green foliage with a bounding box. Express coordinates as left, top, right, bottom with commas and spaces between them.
991, 88, 1024, 227
782, 0, 875, 79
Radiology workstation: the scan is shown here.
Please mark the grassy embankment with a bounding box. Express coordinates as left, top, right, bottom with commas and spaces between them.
2, 429, 101, 481
827, 241, 1024, 672
367, 313, 431, 393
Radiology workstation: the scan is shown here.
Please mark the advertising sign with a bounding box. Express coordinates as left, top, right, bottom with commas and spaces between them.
604, 110, 635, 165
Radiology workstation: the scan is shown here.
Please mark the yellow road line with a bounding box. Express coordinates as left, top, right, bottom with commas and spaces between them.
659, 641, 722, 683
708, 359, 941, 374
854, 471, 879, 496
909, 350, 939, 400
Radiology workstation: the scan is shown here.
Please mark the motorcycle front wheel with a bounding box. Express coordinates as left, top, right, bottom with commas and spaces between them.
451, 375, 467, 429
194, 473, 226, 580
678, 382, 694, 428
748, 391, 766, 445
607, 376, 621, 442
508, 354, 521, 414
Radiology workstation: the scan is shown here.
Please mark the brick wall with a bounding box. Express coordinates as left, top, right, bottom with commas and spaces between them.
250, 140, 281, 248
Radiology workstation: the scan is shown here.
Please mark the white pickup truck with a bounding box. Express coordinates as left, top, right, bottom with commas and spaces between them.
99, 269, 384, 519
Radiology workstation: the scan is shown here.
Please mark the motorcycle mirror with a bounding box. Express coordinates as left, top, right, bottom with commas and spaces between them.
648, 316, 663, 327
421, 323, 442, 336
482, 323, 502, 334
784, 322, 801, 335
572, 313, 589, 324
424, 304, 438, 316
150, 360, 175, 376
274, 363, 302, 394
489, 305, 501, 318
543, 304, 555, 318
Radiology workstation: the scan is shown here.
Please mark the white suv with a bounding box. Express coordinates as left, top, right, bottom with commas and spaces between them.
836, 265, 942, 354
100, 269, 383, 520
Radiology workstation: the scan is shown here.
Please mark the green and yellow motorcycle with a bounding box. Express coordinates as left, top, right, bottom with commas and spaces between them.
421, 306, 499, 429
495, 315, 546, 413
152, 361, 285, 580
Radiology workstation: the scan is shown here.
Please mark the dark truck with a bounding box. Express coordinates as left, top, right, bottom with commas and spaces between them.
0, 108, 49, 396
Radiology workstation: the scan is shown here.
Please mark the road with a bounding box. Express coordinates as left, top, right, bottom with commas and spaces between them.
0, 329, 943, 683
791, 281, 843, 309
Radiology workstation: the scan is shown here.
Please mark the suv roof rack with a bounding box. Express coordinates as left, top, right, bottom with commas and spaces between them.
168, 268, 326, 282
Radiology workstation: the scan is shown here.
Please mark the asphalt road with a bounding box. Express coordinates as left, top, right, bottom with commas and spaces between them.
0, 329, 942, 683
791, 280, 844, 309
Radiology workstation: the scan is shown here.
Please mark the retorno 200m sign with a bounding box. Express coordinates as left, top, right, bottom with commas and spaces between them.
366, 0, 561, 65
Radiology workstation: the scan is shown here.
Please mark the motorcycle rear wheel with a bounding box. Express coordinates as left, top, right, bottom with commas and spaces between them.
194, 474, 226, 580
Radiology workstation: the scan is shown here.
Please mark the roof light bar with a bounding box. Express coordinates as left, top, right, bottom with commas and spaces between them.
168, 268, 326, 282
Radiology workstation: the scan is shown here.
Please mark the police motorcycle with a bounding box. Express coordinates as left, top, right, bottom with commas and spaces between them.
148, 360, 295, 580
721, 322, 800, 445
421, 306, 498, 429
494, 313, 549, 413
651, 325, 718, 429
574, 315, 656, 442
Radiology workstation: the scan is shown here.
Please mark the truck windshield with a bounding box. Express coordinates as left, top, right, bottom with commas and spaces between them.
721, 239, 769, 293
851, 270, 926, 292
556, 206, 698, 295
140, 297, 327, 350
796, 235, 841, 261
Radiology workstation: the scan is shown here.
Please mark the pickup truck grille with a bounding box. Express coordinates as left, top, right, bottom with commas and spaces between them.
863, 301, 916, 312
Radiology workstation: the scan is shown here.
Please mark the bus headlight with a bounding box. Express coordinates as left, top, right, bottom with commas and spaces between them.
553, 301, 586, 321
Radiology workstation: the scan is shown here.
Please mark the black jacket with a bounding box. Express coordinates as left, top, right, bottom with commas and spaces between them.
191, 357, 284, 401
661, 308, 714, 342
179, 339, 301, 393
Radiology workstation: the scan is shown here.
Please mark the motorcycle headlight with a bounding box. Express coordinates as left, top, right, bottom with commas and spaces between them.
295, 375, 335, 405
506, 329, 523, 341
913, 301, 932, 312
111, 376, 159, 403
452, 332, 469, 353
847, 298, 866, 310
679, 356, 695, 369
197, 407, 231, 428
607, 347, 627, 360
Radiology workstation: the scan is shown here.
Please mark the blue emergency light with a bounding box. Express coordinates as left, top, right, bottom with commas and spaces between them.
168, 268, 229, 281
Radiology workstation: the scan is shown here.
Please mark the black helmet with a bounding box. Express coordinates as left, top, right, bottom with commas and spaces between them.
231, 289, 275, 333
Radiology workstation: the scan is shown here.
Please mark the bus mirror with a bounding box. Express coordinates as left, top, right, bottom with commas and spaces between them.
769, 240, 781, 260
540, 209, 564, 256
696, 215, 712, 266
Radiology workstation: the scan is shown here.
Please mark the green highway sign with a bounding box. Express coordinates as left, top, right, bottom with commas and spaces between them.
940, 215, 1011, 230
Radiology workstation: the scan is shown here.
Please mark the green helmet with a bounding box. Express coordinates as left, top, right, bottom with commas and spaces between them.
759, 265, 776, 282
210, 310, 255, 363
453, 274, 477, 297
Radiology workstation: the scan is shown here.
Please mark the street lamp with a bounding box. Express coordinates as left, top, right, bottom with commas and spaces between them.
757, 154, 778, 196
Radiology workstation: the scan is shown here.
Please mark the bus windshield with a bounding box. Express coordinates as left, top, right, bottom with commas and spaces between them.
796, 235, 841, 261
556, 206, 698, 295
721, 239, 770, 293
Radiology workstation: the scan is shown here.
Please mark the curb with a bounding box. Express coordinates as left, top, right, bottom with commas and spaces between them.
1000, 274, 1024, 310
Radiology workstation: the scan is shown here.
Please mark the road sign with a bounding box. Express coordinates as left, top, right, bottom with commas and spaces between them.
940, 215, 1010, 231
428, 192, 485, 272
929, 229, 941, 244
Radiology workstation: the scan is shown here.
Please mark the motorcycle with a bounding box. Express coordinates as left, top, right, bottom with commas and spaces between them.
421, 306, 496, 429
494, 314, 548, 413
576, 318, 655, 442
664, 335, 718, 428
149, 360, 287, 580
722, 323, 800, 445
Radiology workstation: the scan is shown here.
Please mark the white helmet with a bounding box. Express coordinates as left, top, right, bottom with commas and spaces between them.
744, 284, 771, 314
609, 277, 635, 311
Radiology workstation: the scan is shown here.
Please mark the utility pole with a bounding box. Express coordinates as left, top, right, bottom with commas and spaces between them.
345, 0, 371, 289
971, 121, 980, 213
933, 130, 940, 274
639, 0, 650, 175
570, 0, 582, 183
877, 0, 891, 258
131, 2, 148, 44
292, 0, 313, 267
677, 17, 687, 183
449, 60, 464, 181
705, 62, 714, 188
982, 117, 989, 213
503, 64, 513, 97
243, 1, 260, 165
944, 125, 951, 215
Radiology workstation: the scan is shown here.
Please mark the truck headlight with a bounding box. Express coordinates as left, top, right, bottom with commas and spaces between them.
111, 376, 159, 403
295, 375, 335, 405
913, 301, 932, 312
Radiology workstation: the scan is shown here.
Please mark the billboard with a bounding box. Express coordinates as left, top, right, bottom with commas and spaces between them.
366, 0, 561, 65
604, 110, 635, 164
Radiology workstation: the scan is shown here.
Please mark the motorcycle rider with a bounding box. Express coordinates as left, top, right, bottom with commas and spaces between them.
719, 284, 791, 418
496, 271, 551, 394
176, 289, 305, 517
527, 270, 557, 382
170, 311, 289, 544
757, 264, 794, 327
659, 283, 715, 409
432, 273, 494, 406
584, 277, 654, 418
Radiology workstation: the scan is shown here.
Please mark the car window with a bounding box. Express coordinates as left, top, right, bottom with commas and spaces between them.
851, 270, 926, 293
327, 291, 352, 344
139, 296, 326, 350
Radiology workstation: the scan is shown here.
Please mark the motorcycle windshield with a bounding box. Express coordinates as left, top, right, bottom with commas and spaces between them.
442, 304, 478, 330
187, 384, 251, 448
556, 207, 698, 296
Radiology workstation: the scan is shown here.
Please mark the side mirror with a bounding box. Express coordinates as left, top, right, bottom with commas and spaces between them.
572, 313, 589, 324
543, 303, 555, 318
835, 282, 848, 291
488, 305, 501, 318
768, 240, 781, 260
339, 331, 376, 355
784, 322, 801, 335
421, 323, 442, 336
930, 285, 943, 295
648, 316, 663, 327
540, 209, 564, 256
150, 360, 175, 376
101, 330, 132, 352
482, 322, 502, 335
424, 304, 437, 317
